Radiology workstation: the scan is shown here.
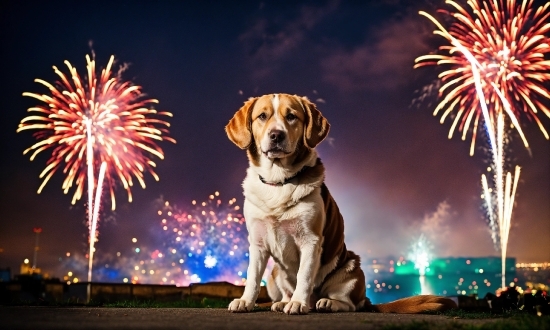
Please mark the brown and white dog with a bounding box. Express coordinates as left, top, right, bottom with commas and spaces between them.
225, 94, 457, 315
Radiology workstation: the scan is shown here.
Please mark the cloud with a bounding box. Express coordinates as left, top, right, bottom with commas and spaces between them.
239, 1, 339, 79
321, 15, 431, 91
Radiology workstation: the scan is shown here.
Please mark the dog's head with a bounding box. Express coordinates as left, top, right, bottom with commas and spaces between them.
225, 94, 330, 164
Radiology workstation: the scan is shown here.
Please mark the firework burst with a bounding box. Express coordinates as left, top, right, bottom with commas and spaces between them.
409, 234, 432, 277
58, 193, 254, 286
415, 0, 550, 289
409, 234, 433, 295
127, 193, 250, 286
17, 54, 176, 210
415, 0, 550, 155
18, 53, 175, 298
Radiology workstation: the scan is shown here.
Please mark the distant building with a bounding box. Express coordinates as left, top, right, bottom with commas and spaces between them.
0, 268, 11, 282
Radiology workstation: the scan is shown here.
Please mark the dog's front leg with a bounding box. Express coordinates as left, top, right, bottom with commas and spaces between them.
228, 243, 269, 312
283, 240, 321, 315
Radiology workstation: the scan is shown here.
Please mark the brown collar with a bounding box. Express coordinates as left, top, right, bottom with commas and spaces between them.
258, 158, 320, 186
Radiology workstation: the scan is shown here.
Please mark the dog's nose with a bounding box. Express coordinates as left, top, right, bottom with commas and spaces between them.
269, 130, 285, 143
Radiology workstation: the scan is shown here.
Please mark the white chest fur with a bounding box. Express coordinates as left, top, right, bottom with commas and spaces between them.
249, 216, 301, 274
243, 188, 325, 275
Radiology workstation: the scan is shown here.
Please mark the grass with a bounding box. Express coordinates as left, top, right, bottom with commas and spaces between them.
103, 298, 274, 311
437, 308, 525, 319
102, 297, 232, 308
2, 297, 233, 308
381, 309, 550, 330
382, 316, 550, 330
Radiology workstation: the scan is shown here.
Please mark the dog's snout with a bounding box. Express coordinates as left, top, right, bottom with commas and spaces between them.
269, 130, 285, 143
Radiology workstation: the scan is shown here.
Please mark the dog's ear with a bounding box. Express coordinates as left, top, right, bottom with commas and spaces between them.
300, 96, 330, 148
225, 97, 257, 149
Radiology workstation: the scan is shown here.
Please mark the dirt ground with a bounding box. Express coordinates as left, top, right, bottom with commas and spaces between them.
0, 306, 506, 330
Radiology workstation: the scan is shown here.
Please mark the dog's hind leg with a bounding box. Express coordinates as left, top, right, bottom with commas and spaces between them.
316, 298, 356, 312
315, 253, 366, 313
315, 275, 360, 313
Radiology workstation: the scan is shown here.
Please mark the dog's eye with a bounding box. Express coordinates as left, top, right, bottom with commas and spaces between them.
258, 113, 267, 121
286, 113, 297, 121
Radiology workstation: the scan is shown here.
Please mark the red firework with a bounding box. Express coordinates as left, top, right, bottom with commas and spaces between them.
415, 0, 550, 155
17, 54, 176, 209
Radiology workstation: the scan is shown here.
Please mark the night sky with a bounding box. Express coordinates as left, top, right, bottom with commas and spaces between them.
1, 0, 548, 277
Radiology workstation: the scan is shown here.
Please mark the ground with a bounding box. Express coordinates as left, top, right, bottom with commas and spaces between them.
0, 306, 535, 330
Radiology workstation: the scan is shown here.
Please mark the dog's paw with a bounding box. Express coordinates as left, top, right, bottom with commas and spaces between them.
283, 301, 308, 315
316, 298, 337, 312
271, 301, 288, 312
228, 299, 254, 312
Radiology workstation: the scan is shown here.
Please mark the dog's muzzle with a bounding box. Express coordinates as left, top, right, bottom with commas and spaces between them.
264, 130, 290, 158
269, 130, 285, 144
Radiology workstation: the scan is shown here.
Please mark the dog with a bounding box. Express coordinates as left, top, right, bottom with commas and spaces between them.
225, 93, 457, 314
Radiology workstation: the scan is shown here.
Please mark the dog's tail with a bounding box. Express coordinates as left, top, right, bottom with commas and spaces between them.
368, 295, 457, 314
